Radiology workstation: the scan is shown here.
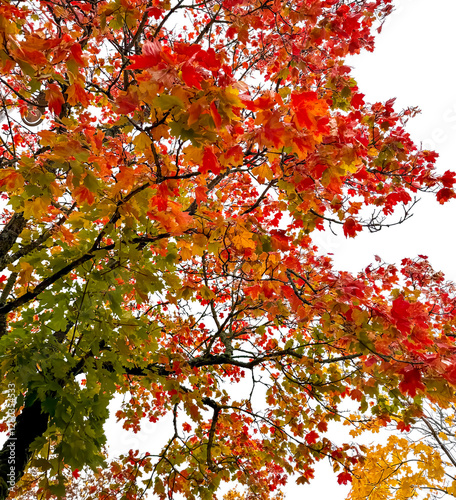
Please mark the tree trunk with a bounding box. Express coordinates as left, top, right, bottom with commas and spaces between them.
0, 396, 49, 500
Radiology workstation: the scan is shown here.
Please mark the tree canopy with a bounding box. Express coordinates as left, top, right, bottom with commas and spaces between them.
1, 0, 456, 498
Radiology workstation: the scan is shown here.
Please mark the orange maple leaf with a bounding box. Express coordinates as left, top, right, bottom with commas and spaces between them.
73, 186, 95, 206
46, 83, 65, 115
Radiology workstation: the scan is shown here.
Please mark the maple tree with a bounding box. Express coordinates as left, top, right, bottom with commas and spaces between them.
1, 0, 456, 498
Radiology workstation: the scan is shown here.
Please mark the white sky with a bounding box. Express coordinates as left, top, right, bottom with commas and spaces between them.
315, 0, 456, 284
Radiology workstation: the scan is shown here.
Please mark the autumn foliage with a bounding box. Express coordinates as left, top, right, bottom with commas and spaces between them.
1, 0, 456, 499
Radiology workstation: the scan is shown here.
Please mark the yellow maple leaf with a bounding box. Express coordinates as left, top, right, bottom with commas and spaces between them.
252, 163, 274, 182
18, 261, 34, 285
133, 132, 152, 152
232, 227, 257, 250
0, 169, 24, 193
23, 196, 51, 219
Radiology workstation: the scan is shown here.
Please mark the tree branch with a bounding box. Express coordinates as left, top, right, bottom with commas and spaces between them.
0, 213, 26, 260
0, 252, 95, 315
202, 397, 221, 472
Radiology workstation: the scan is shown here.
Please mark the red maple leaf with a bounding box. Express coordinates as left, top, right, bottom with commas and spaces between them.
290, 91, 327, 131
305, 430, 319, 444
201, 147, 221, 175
436, 187, 455, 204
182, 422, 192, 432
337, 471, 352, 485
440, 170, 456, 188
391, 296, 412, 334
399, 367, 425, 398
397, 421, 411, 432
351, 92, 365, 109
128, 40, 165, 70
115, 91, 139, 115
195, 185, 208, 205
146, 6, 163, 19
343, 217, 362, 238
181, 62, 202, 89
69, 44, 85, 66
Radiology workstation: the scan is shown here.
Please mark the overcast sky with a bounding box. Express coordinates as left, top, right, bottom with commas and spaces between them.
314, 0, 456, 284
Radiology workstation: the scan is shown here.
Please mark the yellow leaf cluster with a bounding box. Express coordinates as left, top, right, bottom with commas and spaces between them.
349, 435, 448, 500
